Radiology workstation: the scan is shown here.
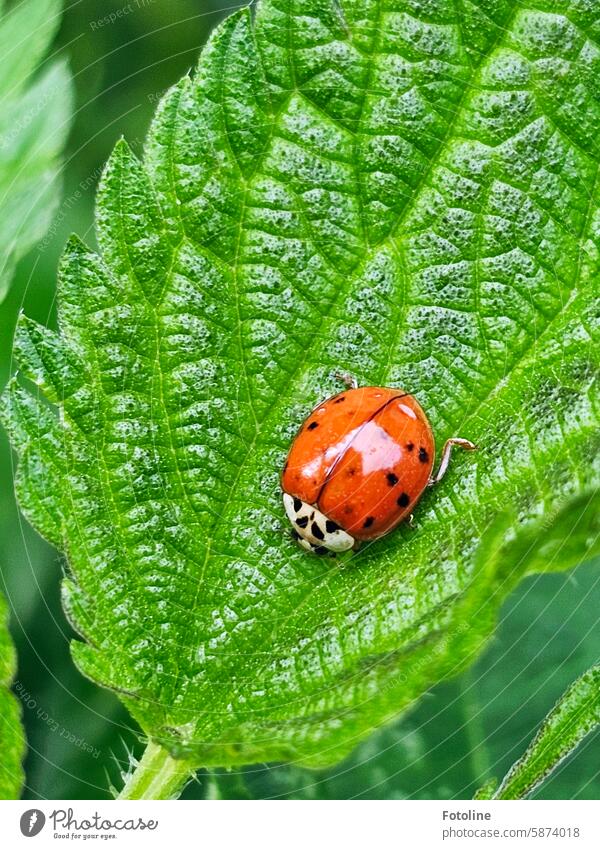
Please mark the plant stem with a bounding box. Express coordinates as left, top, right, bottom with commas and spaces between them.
118, 741, 198, 800
460, 671, 491, 786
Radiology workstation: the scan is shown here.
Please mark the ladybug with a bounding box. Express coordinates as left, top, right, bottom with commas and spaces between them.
281, 374, 477, 554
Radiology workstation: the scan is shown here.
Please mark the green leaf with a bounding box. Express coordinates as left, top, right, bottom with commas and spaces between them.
483, 664, 600, 800
189, 559, 600, 799
0, 591, 25, 798
2, 0, 600, 781
473, 778, 498, 800
0, 0, 73, 300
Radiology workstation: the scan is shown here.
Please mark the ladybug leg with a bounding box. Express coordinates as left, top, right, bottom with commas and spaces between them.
405, 512, 415, 529
333, 370, 358, 390
428, 437, 478, 486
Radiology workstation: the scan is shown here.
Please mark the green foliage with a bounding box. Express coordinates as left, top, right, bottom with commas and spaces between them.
0, 0, 73, 300
193, 559, 600, 800
489, 664, 600, 799
0, 592, 25, 798
0, 0, 73, 800
2, 0, 599, 778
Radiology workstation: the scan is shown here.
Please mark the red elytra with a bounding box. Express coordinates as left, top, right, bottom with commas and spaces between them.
281, 383, 476, 554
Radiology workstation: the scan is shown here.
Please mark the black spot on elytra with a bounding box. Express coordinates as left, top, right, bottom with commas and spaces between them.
419, 447, 429, 463
311, 521, 325, 540
386, 472, 399, 486
293, 497, 302, 512
397, 493, 410, 508
296, 516, 309, 529
334, 396, 346, 404
325, 519, 341, 533
307, 421, 319, 430
406, 442, 414, 452
363, 516, 375, 528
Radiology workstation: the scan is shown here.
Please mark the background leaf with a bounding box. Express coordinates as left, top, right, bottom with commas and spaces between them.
0, 0, 74, 801
2, 0, 599, 776
0, 0, 73, 300
0, 592, 25, 798
489, 663, 600, 799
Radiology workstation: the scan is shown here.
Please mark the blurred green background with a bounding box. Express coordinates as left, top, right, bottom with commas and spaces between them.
0, 0, 598, 800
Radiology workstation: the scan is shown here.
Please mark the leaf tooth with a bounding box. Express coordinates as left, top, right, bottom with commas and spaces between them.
61, 577, 103, 647
70, 641, 144, 698
209, 6, 272, 177
144, 75, 192, 243
0, 377, 57, 454
0, 379, 66, 545
14, 313, 84, 404
58, 234, 119, 329
148, 8, 275, 258
96, 137, 173, 303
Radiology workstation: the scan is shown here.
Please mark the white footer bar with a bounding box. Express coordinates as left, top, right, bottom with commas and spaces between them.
0, 799, 598, 848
